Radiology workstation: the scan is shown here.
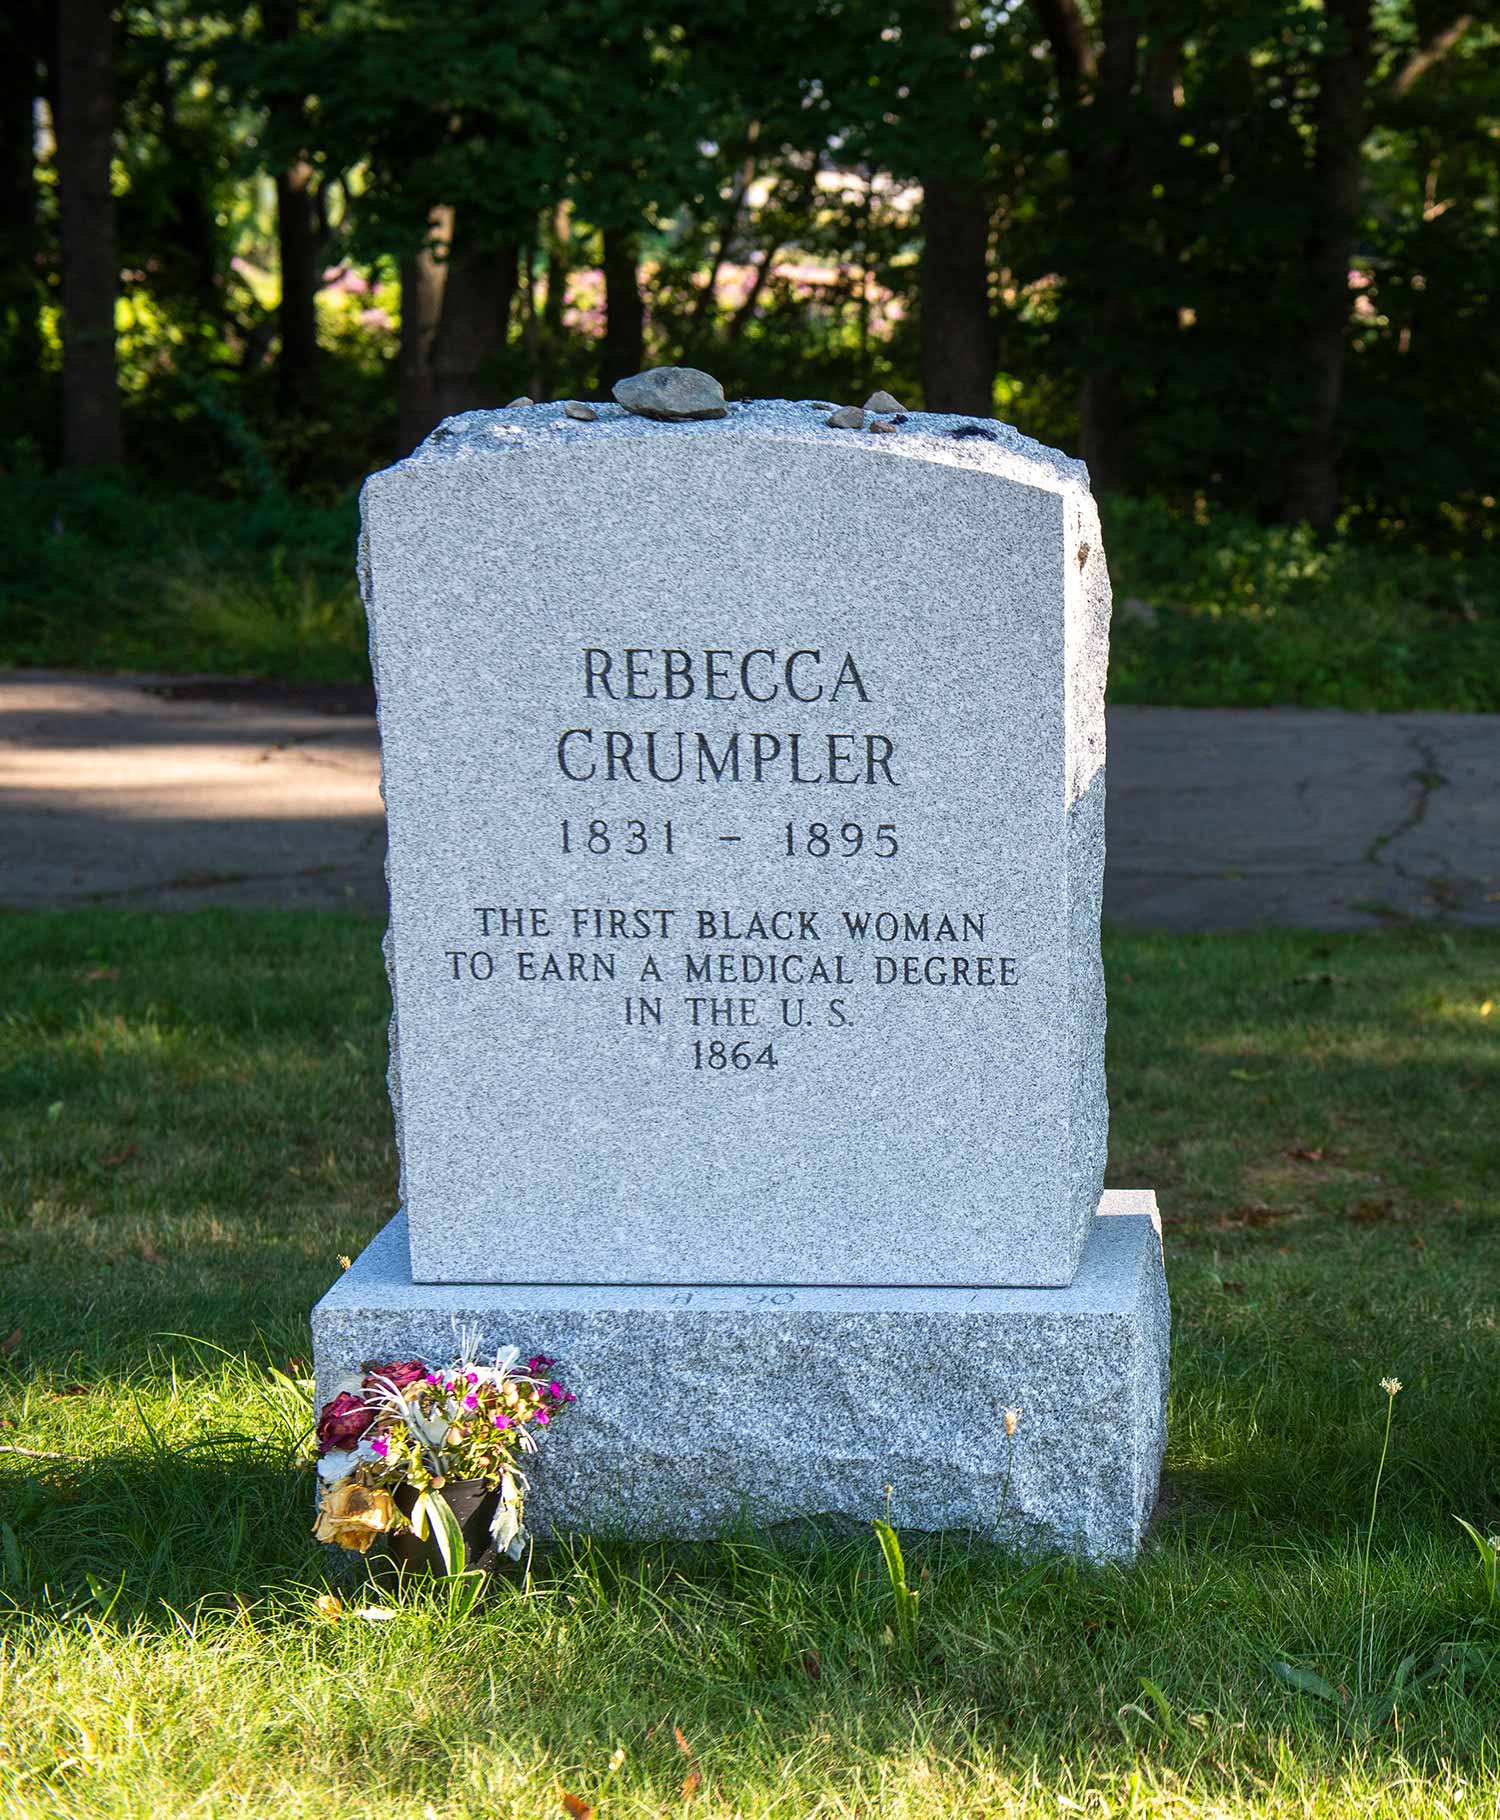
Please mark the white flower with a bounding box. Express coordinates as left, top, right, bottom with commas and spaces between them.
317, 1435, 384, 1484
402, 1401, 453, 1456
489, 1469, 526, 1560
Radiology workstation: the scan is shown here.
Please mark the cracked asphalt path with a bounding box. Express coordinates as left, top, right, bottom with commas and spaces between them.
1106, 707, 1499, 928
3, 672, 1497, 929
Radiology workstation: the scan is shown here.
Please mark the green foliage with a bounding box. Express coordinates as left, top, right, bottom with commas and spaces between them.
1455, 1520, 1500, 1610
0, 459, 363, 679
10, 0, 1500, 698
9, 460, 1499, 711
870, 1513, 920, 1658
1105, 497, 1500, 711
406, 1490, 467, 1579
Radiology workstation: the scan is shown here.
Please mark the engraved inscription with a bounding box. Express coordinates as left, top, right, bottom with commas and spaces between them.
434, 639, 1022, 1070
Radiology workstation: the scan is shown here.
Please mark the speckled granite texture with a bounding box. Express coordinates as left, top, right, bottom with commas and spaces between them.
311, 1192, 1167, 1561
360, 399, 1110, 1289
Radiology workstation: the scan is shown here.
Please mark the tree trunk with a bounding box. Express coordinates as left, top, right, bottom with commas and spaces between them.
693, 120, 760, 337
919, 170, 994, 415
275, 157, 321, 396
540, 199, 570, 397
57, 0, 123, 467
428, 229, 518, 423
1074, 0, 1140, 491
399, 206, 519, 448
1281, 0, 1373, 528
263, 0, 320, 400
0, 0, 43, 380
398, 206, 450, 452
916, 0, 995, 416
600, 227, 644, 385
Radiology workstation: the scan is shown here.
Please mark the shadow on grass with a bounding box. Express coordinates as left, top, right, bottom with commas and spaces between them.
0, 1445, 325, 1622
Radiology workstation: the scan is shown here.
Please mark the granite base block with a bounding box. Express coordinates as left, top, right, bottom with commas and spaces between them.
312, 1192, 1169, 1561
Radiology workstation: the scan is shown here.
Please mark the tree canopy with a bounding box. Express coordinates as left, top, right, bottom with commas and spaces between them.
15, 0, 1499, 540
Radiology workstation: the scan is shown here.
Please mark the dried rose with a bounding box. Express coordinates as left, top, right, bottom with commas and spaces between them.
364, 1359, 427, 1393
316, 1390, 375, 1452
313, 1480, 396, 1553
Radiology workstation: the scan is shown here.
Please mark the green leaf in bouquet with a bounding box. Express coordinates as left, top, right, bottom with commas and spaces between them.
411, 1491, 466, 1578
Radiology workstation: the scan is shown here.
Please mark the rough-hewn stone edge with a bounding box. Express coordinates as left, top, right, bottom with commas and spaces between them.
359, 399, 1088, 503
357, 498, 406, 1208
1065, 486, 1111, 1282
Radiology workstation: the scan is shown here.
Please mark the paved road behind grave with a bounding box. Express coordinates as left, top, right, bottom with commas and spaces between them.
3, 671, 1496, 929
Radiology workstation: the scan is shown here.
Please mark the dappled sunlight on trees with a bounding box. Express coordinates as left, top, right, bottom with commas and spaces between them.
8, 1, 1495, 543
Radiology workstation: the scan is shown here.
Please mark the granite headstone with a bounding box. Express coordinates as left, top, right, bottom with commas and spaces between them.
316, 388, 1169, 1559
359, 399, 1109, 1289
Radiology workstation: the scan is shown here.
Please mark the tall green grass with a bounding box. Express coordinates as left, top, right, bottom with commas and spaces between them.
0, 464, 363, 680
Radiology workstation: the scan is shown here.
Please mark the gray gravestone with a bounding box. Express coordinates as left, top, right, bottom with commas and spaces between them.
361, 400, 1108, 1289
315, 393, 1169, 1559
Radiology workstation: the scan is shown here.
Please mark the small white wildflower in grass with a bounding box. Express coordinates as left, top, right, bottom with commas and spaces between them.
1359, 1372, 1405, 1696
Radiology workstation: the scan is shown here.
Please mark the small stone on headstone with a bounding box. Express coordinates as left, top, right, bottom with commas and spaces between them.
869, 419, 897, 434
563, 401, 598, 422
864, 389, 904, 414
951, 423, 999, 441
825, 406, 865, 430
613, 367, 728, 422
505, 396, 535, 408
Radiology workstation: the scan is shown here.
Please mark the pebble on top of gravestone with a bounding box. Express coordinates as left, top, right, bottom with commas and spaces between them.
358, 373, 1109, 1291
612, 366, 728, 421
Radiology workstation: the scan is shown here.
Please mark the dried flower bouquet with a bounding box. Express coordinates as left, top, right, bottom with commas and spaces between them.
313, 1337, 575, 1566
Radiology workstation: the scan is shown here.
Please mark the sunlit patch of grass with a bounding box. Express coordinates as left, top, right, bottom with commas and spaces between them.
0, 912, 1497, 1816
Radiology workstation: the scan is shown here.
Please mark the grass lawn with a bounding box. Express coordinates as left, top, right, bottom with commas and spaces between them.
1, 911, 1498, 1818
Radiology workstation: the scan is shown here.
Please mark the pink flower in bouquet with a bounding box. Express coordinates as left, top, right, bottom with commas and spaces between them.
317, 1390, 375, 1453
364, 1359, 427, 1392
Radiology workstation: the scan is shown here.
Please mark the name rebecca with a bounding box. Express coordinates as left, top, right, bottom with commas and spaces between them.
555, 645, 900, 786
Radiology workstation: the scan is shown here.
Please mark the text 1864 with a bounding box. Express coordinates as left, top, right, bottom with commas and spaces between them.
692, 1040, 778, 1071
